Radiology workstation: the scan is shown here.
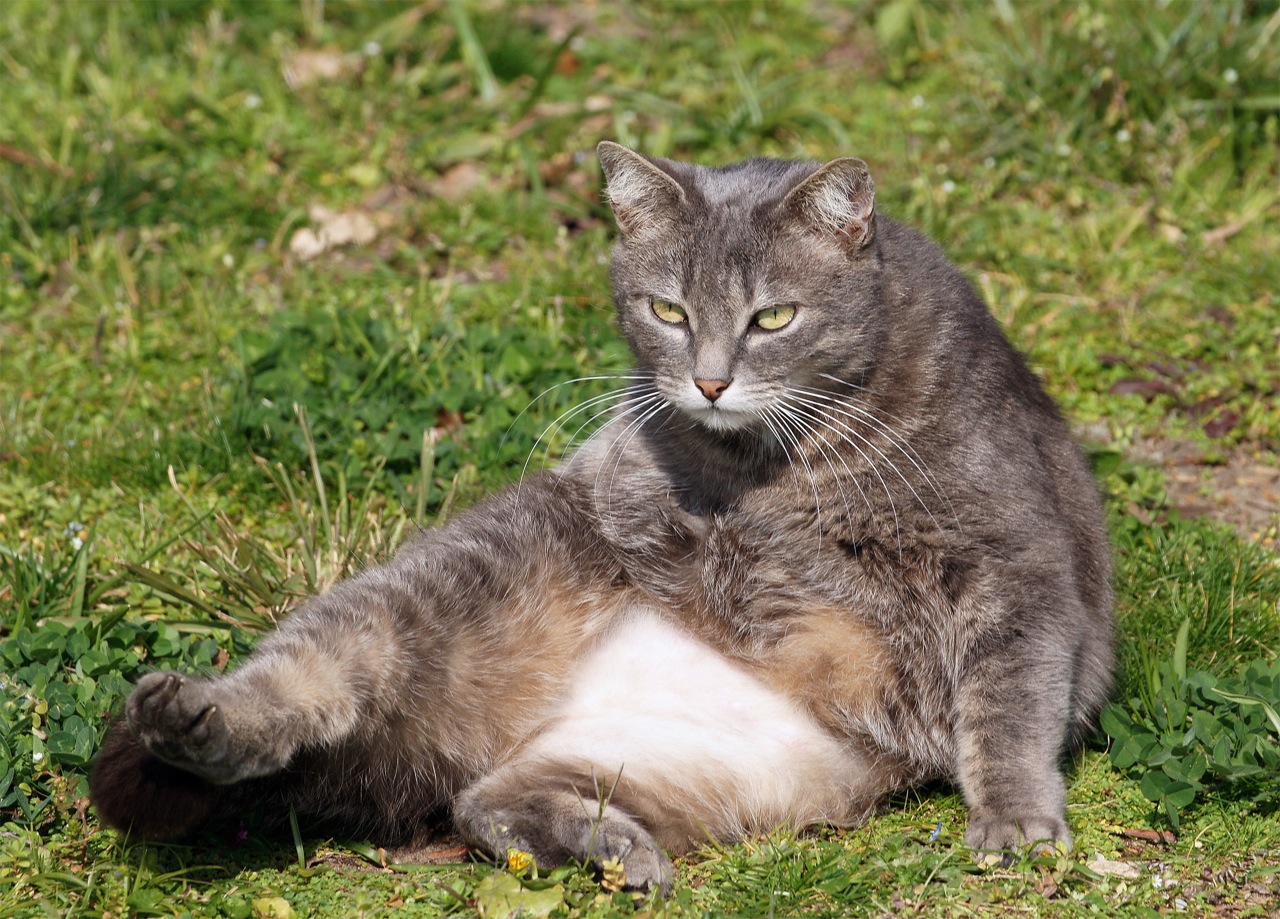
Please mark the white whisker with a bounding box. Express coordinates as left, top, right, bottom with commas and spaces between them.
774, 404, 863, 543
808, 377, 954, 515
504, 372, 655, 445
763, 403, 825, 547
777, 392, 902, 553
519, 386, 641, 486
792, 385, 957, 530
597, 397, 671, 516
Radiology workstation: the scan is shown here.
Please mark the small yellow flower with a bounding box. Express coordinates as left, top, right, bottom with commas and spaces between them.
506, 848, 534, 875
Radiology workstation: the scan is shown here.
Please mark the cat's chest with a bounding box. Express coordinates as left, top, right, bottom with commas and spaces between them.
692, 495, 953, 615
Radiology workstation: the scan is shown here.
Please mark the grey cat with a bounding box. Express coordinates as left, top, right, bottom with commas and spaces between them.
89, 142, 1113, 893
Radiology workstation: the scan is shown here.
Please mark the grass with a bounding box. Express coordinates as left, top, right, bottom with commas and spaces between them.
2, 0, 1279, 916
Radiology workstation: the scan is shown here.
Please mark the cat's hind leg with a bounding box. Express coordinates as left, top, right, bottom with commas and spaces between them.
454, 765, 674, 893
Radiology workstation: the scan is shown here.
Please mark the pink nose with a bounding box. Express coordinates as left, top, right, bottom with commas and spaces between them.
694, 378, 731, 402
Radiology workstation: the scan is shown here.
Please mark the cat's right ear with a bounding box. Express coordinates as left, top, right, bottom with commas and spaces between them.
597, 141, 686, 238
783, 157, 876, 253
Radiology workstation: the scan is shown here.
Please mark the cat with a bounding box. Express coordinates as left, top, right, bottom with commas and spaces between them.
89, 141, 1114, 893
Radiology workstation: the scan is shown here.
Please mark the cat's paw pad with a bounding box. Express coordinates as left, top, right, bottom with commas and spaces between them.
965, 814, 1070, 865
126, 672, 231, 777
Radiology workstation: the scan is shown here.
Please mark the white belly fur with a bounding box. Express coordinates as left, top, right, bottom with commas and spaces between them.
524, 612, 861, 846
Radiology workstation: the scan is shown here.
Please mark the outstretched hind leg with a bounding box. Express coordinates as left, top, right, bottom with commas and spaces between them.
454, 765, 673, 894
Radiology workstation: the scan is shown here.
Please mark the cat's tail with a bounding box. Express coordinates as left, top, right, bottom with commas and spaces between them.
89, 716, 221, 839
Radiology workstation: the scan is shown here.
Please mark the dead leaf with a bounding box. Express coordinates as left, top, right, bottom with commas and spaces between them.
1034, 865, 1060, 898
1202, 217, 1249, 246
283, 48, 361, 88
1186, 394, 1230, 419
429, 162, 486, 200
1087, 856, 1142, 879
1108, 378, 1179, 400
1203, 409, 1241, 439
289, 205, 378, 261
1204, 304, 1235, 329
1118, 827, 1177, 846
434, 408, 465, 433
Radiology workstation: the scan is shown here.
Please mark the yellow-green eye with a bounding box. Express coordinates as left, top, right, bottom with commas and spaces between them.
651, 298, 688, 324
752, 303, 797, 330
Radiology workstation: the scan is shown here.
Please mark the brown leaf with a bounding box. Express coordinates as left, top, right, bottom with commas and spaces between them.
1204, 304, 1235, 329
1126, 502, 1155, 527
554, 48, 580, 75
1186, 394, 1229, 419
1118, 827, 1177, 845
1034, 866, 1061, 898
429, 162, 486, 200
1203, 409, 1241, 439
1144, 361, 1184, 380
434, 408, 465, 433
1108, 378, 1179, 400
283, 48, 361, 88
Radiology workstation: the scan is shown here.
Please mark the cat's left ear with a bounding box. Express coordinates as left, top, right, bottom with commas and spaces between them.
597, 141, 687, 238
783, 158, 876, 252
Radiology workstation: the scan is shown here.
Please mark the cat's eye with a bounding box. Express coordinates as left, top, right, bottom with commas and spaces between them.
752, 303, 797, 331
650, 298, 688, 325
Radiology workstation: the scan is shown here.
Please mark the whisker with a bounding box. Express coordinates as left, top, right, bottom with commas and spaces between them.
777, 391, 905, 554
763, 402, 825, 547
559, 390, 662, 460
519, 385, 642, 487
503, 372, 655, 446
807, 378, 939, 473
774, 404, 863, 540
757, 406, 801, 490
597, 398, 671, 515
794, 385, 957, 527
575, 391, 666, 463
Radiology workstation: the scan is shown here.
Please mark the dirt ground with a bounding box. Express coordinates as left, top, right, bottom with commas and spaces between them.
1131, 438, 1280, 550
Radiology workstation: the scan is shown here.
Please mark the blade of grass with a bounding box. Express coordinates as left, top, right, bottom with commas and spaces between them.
446, 0, 497, 102
289, 805, 306, 870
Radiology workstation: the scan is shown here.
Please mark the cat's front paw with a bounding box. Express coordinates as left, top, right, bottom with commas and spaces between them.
127, 672, 236, 783
965, 813, 1070, 863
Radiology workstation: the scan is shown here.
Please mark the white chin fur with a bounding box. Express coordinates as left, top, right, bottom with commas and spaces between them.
696, 408, 756, 432
673, 396, 757, 432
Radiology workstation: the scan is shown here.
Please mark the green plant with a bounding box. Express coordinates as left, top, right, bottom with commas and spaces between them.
0, 615, 237, 827
1102, 618, 1280, 829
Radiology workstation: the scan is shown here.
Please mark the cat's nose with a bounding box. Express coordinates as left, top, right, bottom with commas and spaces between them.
694, 378, 731, 402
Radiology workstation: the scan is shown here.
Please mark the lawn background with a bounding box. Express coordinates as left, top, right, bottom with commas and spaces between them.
1, 1, 1278, 916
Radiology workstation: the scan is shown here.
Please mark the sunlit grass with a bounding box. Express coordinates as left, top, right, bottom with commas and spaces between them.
2, 0, 1277, 916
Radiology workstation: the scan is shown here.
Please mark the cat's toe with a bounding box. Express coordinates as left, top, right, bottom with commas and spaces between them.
965, 814, 1070, 863
583, 821, 673, 894
126, 672, 230, 775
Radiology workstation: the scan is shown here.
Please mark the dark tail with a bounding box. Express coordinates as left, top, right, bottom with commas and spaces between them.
89, 716, 220, 839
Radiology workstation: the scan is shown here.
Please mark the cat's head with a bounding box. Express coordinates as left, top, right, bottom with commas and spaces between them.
598, 142, 886, 435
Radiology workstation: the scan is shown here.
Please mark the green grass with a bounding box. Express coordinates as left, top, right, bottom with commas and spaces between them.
2, 0, 1279, 916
